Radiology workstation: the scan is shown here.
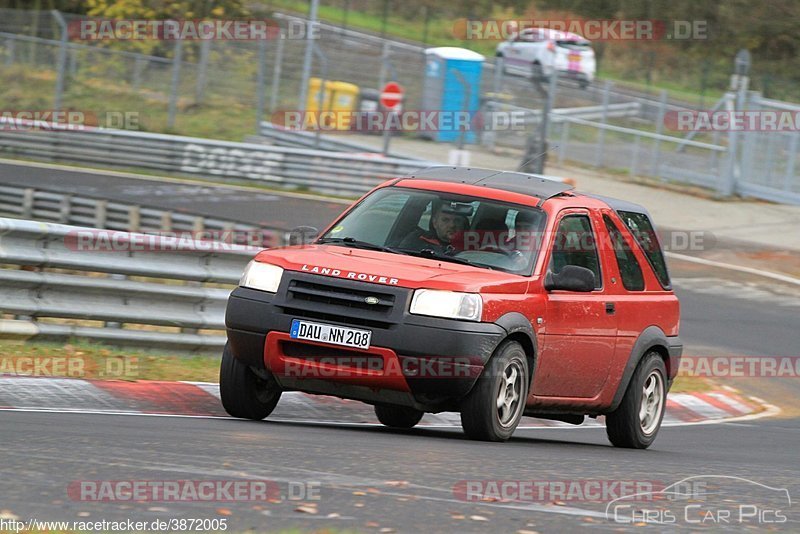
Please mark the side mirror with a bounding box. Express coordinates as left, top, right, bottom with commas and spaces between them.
287, 226, 319, 246
544, 265, 596, 292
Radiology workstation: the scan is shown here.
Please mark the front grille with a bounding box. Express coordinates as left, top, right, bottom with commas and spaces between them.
277, 272, 410, 329
288, 280, 395, 312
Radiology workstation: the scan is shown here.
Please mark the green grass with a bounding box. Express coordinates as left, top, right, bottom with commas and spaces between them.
0, 339, 220, 382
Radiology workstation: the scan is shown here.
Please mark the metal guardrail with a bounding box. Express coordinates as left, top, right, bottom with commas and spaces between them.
0, 118, 433, 196
0, 217, 256, 352
256, 121, 395, 155
0, 185, 282, 245
489, 101, 643, 124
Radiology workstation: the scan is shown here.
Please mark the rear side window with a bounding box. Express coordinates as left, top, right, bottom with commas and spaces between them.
550, 214, 602, 289
617, 210, 671, 289
603, 215, 645, 291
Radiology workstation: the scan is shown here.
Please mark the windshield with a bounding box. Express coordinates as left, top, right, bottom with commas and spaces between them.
318, 187, 546, 275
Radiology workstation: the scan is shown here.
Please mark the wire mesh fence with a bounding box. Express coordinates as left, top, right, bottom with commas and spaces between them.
1, 9, 800, 203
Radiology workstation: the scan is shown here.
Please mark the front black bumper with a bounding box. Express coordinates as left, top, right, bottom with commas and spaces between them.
225, 273, 508, 411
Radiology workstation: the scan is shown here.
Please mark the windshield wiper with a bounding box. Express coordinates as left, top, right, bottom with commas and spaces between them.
408, 248, 492, 269
317, 237, 407, 255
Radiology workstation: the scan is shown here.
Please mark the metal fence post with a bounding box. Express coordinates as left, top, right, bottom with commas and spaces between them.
630, 134, 640, 177
784, 130, 799, 193
128, 206, 141, 233
5, 37, 15, 66
132, 57, 145, 91
22, 189, 35, 219
492, 57, 504, 94
51, 10, 68, 112
167, 28, 183, 130
68, 46, 77, 77
255, 38, 267, 133
377, 41, 391, 90
558, 120, 569, 165
269, 34, 285, 114
312, 43, 328, 149
650, 89, 667, 178
195, 39, 211, 104
594, 80, 611, 167
59, 195, 71, 224
95, 200, 108, 228
297, 0, 320, 112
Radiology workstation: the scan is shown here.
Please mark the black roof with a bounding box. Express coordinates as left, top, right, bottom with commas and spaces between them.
401, 166, 574, 202
585, 193, 651, 217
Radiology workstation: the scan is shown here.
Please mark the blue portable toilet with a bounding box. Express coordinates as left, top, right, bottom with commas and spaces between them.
422, 47, 485, 144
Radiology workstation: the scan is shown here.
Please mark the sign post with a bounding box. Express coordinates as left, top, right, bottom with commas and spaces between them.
380, 81, 403, 156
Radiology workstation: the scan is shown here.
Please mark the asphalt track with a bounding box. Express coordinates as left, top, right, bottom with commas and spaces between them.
1, 161, 799, 532
0, 160, 349, 230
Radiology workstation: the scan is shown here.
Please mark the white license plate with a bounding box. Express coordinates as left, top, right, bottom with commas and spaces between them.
290, 319, 372, 350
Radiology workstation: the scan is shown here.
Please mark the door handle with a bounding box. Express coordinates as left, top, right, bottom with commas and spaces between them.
605, 302, 616, 315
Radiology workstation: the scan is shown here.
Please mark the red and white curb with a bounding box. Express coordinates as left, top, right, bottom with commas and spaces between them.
0, 377, 776, 428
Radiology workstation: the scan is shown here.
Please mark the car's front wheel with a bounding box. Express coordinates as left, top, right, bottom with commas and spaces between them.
605, 352, 667, 449
374, 404, 424, 429
460, 340, 529, 442
220, 342, 281, 420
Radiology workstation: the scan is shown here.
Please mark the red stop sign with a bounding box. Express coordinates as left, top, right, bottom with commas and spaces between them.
380, 82, 404, 110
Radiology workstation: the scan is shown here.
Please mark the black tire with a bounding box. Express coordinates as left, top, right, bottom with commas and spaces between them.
606, 352, 667, 449
460, 340, 529, 442
579, 79, 590, 89
530, 62, 544, 81
496, 52, 507, 75
219, 342, 281, 420
374, 404, 424, 429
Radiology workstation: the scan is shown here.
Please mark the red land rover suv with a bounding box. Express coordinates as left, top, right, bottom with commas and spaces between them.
222, 167, 682, 449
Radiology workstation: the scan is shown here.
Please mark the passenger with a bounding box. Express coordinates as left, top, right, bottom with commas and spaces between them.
399, 200, 469, 253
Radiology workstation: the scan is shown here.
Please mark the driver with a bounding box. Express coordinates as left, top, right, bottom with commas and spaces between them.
399, 200, 469, 253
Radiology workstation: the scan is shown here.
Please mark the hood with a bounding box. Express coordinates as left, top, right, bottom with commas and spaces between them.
255, 245, 529, 294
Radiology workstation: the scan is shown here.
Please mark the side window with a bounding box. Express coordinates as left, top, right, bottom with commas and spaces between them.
617, 210, 671, 289
550, 214, 602, 289
516, 30, 535, 42
603, 215, 645, 291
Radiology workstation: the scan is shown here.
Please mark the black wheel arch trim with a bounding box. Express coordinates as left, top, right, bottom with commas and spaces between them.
608, 326, 682, 412
494, 312, 538, 384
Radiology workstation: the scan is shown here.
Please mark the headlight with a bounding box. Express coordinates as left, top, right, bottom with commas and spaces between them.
409, 289, 483, 322
240, 261, 283, 293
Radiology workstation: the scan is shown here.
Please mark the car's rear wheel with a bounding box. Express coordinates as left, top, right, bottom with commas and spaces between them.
605, 351, 667, 449
530, 62, 544, 81
220, 342, 281, 420
374, 404, 424, 429
460, 340, 529, 442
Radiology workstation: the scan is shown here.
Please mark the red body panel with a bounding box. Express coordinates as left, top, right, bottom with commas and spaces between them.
253, 179, 680, 413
